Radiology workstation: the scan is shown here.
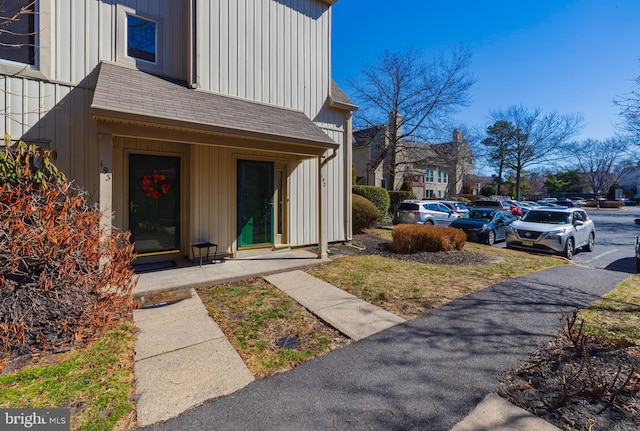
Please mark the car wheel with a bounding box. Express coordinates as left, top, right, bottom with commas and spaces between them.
636, 257, 640, 273
563, 237, 574, 260
584, 232, 595, 252
424, 220, 434, 225
486, 230, 496, 246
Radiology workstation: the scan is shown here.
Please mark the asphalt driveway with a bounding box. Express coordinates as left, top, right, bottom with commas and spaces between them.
140, 265, 628, 431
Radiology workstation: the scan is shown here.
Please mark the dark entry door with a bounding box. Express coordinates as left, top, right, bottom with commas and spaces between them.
237, 160, 274, 248
129, 154, 180, 255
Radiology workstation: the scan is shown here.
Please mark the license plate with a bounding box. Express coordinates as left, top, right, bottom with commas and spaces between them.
522, 240, 533, 246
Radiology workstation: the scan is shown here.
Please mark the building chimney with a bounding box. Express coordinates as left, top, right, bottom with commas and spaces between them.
453, 129, 463, 143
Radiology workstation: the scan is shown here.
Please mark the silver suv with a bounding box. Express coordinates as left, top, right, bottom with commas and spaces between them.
393, 200, 459, 226
505, 207, 595, 259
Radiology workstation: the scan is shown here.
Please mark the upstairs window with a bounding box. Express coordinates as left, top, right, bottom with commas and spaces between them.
0, 0, 36, 65
425, 168, 434, 183
127, 14, 156, 63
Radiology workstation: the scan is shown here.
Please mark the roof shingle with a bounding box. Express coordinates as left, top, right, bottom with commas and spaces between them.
90, 62, 338, 150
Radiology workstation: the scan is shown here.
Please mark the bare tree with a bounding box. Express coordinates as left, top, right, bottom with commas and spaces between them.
349, 45, 475, 190
487, 106, 583, 199
570, 137, 634, 195
614, 74, 640, 138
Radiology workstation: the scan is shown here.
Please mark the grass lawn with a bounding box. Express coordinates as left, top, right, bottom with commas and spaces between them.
581, 273, 640, 346
0, 323, 136, 431
309, 232, 568, 319
197, 279, 351, 378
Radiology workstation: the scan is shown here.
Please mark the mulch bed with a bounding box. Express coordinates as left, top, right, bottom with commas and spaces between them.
328, 232, 491, 266
498, 335, 640, 431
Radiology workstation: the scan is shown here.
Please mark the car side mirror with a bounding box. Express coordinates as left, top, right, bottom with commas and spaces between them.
574, 220, 584, 226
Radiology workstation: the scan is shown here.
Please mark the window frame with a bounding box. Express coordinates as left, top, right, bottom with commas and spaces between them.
0, 0, 40, 70
425, 168, 434, 183
116, 5, 163, 74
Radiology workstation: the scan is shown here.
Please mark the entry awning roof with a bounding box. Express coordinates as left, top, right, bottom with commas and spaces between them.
90, 62, 338, 156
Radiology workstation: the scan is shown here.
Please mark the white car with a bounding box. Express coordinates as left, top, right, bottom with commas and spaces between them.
392, 200, 459, 226
505, 207, 595, 260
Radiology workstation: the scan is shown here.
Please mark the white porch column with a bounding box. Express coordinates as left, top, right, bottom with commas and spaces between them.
317, 155, 328, 259
98, 134, 114, 236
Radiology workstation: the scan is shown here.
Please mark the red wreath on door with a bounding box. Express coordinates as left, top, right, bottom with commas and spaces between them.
141, 173, 171, 199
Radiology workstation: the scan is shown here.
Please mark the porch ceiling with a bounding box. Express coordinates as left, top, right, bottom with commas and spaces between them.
90, 62, 338, 157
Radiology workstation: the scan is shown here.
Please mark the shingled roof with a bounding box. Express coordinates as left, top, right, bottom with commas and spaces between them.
329, 80, 357, 111
90, 62, 338, 153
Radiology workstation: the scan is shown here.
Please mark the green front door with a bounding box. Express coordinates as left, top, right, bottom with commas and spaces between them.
237, 160, 274, 248
129, 154, 180, 256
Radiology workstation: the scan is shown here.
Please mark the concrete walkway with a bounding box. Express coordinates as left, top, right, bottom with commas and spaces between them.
264, 270, 406, 341
133, 291, 254, 426
133, 249, 330, 426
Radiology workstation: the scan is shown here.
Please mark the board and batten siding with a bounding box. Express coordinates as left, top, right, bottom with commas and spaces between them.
46, 0, 188, 85
198, 0, 331, 119
2, 76, 99, 196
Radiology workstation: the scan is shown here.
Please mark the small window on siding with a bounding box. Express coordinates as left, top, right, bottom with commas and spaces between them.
0, 0, 36, 65
127, 14, 156, 63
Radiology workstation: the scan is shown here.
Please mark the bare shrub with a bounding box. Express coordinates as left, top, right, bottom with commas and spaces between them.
0, 144, 137, 360
392, 224, 466, 253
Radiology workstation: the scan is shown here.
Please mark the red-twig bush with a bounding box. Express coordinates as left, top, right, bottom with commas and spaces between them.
392, 224, 467, 253
0, 182, 137, 360
585, 199, 624, 208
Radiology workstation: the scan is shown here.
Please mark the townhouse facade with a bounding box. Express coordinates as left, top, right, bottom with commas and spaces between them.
353, 126, 474, 199
1, 0, 356, 263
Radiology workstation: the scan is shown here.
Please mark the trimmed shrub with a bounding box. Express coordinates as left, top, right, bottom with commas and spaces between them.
353, 185, 390, 217
353, 193, 380, 233
585, 199, 624, 208
389, 190, 415, 215
392, 224, 466, 253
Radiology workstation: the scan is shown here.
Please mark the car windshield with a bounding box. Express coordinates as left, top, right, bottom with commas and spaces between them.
522, 210, 571, 224
462, 210, 493, 222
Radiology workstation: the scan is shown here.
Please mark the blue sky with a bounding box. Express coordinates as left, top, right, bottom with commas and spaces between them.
331, 0, 640, 142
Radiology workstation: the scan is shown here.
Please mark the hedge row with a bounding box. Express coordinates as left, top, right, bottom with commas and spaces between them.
352, 185, 390, 217
585, 200, 625, 208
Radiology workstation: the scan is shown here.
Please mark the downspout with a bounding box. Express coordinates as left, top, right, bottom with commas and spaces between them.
321, 148, 338, 167
188, 0, 199, 89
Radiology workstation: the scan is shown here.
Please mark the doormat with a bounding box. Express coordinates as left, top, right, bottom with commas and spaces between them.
132, 261, 177, 274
